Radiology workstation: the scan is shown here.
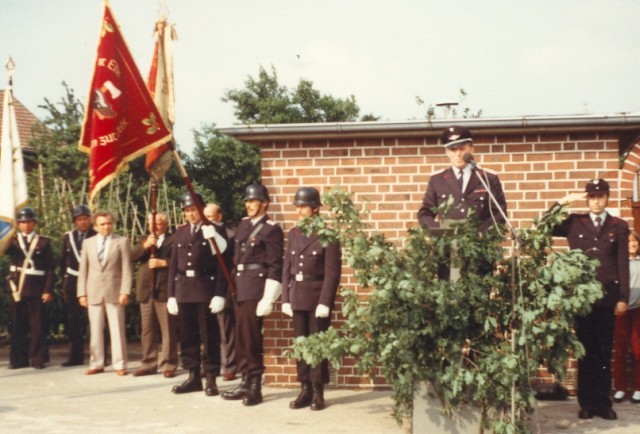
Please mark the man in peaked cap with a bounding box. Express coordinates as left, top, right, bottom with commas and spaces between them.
549, 178, 629, 421
5, 207, 55, 369
59, 205, 96, 366
417, 126, 507, 232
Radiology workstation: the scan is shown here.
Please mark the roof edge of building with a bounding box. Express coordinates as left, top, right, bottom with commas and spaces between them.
218, 112, 640, 143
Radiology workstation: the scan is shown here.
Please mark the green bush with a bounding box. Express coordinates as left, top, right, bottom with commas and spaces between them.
289, 188, 602, 433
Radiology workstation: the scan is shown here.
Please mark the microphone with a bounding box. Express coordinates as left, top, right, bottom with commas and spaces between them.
462, 152, 478, 169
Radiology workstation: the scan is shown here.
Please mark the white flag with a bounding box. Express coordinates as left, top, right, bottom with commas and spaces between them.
0, 82, 29, 255
145, 18, 177, 180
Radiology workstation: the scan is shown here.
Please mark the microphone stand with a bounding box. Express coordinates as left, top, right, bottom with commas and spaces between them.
469, 161, 520, 424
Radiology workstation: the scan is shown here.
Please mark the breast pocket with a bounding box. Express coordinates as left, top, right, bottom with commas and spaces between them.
469, 190, 487, 211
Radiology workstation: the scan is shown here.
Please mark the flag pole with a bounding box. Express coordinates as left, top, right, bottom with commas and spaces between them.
148, 179, 158, 291
142, 15, 235, 294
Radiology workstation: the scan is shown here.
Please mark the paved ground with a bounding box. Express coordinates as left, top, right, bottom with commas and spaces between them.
1, 342, 640, 433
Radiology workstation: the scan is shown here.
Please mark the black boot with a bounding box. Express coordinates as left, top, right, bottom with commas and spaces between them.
242, 375, 263, 406
205, 373, 219, 396
172, 369, 203, 394
310, 383, 325, 411
221, 374, 250, 400
289, 381, 313, 409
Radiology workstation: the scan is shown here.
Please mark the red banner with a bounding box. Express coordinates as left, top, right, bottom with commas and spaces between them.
79, 2, 172, 203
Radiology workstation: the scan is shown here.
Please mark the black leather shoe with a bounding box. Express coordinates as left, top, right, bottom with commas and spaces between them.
205, 374, 219, 397
9, 362, 28, 370
578, 409, 594, 419
222, 376, 250, 401
310, 383, 325, 411
242, 376, 263, 406
172, 371, 203, 394
594, 408, 617, 420
289, 382, 312, 409
61, 360, 84, 367
31, 363, 45, 370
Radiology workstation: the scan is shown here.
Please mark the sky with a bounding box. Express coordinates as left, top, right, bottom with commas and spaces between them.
1, 0, 639, 154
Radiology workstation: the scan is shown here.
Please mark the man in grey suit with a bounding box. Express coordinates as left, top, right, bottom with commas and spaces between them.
78, 210, 132, 376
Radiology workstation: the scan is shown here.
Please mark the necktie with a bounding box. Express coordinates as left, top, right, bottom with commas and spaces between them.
98, 237, 106, 263
458, 169, 464, 191
78, 232, 85, 246
191, 225, 197, 237
595, 216, 602, 230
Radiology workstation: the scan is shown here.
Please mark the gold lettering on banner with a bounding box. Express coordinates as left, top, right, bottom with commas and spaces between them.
116, 119, 128, 136
107, 59, 121, 77
98, 58, 107, 67
98, 132, 118, 146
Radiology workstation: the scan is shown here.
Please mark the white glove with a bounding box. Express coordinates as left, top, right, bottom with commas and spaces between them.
315, 304, 330, 318
167, 297, 179, 315
202, 224, 228, 254
209, 296, 225, 314
282, 303, 293, 317
256, 278, 283, 317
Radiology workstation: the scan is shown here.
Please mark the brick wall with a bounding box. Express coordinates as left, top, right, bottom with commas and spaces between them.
222, 119, 640, 389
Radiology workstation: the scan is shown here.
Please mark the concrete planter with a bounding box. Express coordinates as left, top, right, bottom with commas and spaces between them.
413, 381, 490, 434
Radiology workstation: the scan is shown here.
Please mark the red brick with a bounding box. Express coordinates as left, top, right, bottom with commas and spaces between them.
363, 147, 391, 156
534, 142, 563, 152
548, 162, 575, 171
323, 149, 349, 157
577, 161, 607, 169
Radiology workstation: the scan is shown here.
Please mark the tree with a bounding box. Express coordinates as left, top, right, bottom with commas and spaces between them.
222, 65, 379, 124
185, 124, 261, 224
29, 82, 87, 193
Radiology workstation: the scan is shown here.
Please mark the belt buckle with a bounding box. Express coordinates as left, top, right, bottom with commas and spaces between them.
295, 274, 303, 282
186, 270, 195, 277
238, 264, 245, 271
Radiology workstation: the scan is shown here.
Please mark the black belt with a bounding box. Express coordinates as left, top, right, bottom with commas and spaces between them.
293, 273, 324, 282
237, 263, 266, 271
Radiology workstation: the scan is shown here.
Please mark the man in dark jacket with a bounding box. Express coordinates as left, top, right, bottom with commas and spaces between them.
131, 211, 178, 378
222, 184, 284, 406
550, 179, 629, 421
418, 126, 507, 232
167, 192, 230, 396
59, 205, 96, 367
6, 207, 54, 369
281, 187, 341, 411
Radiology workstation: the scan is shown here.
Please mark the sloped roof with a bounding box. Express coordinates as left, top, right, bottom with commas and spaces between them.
0, 89, 41, 152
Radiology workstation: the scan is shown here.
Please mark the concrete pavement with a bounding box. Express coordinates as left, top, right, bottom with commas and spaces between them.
0, 341, 407, 434
1, 342, 640, 433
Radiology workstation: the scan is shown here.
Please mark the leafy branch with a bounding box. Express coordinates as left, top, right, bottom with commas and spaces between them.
289, 188, 602, 433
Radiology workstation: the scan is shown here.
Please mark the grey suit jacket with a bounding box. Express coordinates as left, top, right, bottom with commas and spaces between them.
77, 233, 133, 305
